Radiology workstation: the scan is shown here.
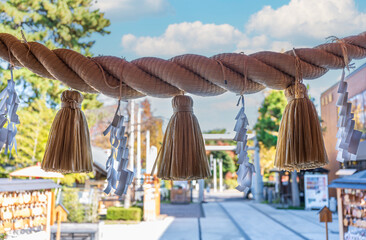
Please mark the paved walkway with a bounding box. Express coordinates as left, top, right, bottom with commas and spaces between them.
160, 203, 203, 218
99, 190, 340, 240
204, 189, 245, 202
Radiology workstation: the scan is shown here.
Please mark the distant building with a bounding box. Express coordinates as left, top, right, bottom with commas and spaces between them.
320, 63, 366, 197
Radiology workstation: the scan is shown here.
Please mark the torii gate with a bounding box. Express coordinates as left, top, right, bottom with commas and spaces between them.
202, 133, 263, 202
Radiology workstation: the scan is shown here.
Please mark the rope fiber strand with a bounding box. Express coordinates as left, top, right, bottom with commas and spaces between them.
1, 32, 366, 99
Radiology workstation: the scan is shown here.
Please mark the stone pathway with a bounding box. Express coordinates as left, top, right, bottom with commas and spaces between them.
220, 202, 338, 240
160, 203, 203, 218
99, 190, 340, 240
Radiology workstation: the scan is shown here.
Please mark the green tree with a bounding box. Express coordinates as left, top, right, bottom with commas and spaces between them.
205, 129, 236, 176
0, 99, 55, 176
62, 187, 85, 223
253, 90, 287, 177
254, 90, 287, 148
0, 1, 109, 179
59, 172, 94, 187
0, 0, 110, 105
140, 99, 164, 168
254, 90, 302, 206
211, 151, 236, 175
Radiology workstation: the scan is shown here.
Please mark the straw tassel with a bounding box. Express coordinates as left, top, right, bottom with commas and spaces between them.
42, 90, 93, 173
153, 95, 210, 180
274, 54, 328, 171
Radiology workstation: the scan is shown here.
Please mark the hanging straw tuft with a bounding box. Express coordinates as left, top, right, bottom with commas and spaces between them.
42, 90, 93, 173
153, 95, 211, 180
274, 52, 328, 171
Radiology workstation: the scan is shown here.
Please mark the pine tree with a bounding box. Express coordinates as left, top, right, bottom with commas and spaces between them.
0, 0, 110, 105
254, 90, 287, 148
0, 0, 110, 176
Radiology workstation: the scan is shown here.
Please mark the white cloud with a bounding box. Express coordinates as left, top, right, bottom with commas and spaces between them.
270, 41, 294, 53
122, 21, 247, 57
236, 34, 274, 54
121, 20, 300, 58
93, 0, 171, 20
246, 0, 366, 41
115, 0, 366, 131
120, 0, 366, 58
121, 21, 301, 58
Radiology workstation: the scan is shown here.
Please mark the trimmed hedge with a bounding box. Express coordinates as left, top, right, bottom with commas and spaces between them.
106, 207, 142, 221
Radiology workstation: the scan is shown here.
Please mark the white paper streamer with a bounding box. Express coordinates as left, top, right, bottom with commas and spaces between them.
335, 69, 362, 162
0, 68, 20, 156
234, 96, 255, 193
103, 101, 134, 196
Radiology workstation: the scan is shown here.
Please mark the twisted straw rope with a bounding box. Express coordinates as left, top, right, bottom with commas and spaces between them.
1, 32, 366, 99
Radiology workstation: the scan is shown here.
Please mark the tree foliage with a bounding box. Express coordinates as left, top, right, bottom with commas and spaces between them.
211, 151, 236, 176
254, 90, 287, 175
204, 129, 236, 176
254, 90, 287, 148
0, 0, 109, 180
60, 173, 94, 187
140, 99, 164, 166
87, 99, 165, 170
258, 142, 276, 175
62, 187, 85, 223
0, 100, 55, 176
0, 0, 110, 105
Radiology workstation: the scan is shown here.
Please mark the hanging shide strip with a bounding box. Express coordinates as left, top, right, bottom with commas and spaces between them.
153, 95, 210, 180
0, 67, 20, 155
274, 52, 328, 171
103, 101, 134, 196
234, 96, 255, 192
331, 36, 363, 162
42, 90, 93, 173
335, 69, 362, 162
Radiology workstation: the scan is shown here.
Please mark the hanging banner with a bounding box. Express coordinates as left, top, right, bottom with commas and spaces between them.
304, 174, 329, 210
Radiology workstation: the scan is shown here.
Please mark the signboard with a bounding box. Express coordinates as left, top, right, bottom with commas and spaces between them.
304, 174, 329, 210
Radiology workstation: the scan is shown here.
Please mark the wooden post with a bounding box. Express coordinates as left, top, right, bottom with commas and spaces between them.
337, 188, 344, 240
50, 191, 56, 225
46, 191, 52, 238
154, 175, 160, 216
56, 211, 62, 240
318, 206, 332, 240
54, 204, 68, 240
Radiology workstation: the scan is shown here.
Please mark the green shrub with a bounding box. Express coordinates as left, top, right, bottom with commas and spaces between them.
61, 187, 99, 223
106, 207, 142, 221
62, 187, 84, 223
224, 179, 238, 189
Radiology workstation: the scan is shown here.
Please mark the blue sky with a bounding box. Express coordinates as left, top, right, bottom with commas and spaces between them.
90, 0, 366, 132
